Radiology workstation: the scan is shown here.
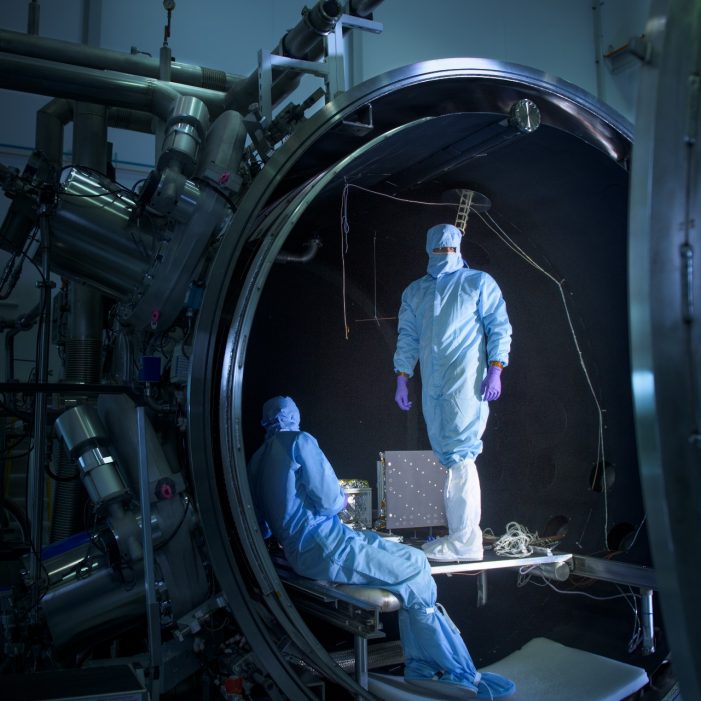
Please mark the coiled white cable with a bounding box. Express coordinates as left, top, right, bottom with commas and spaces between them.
492, 521, 538, 557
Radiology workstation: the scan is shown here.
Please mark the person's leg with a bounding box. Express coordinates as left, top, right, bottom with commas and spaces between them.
402, 603, 515, 698
422, 457, 483, 561
422, 386, 487, 560
400, 604, 478, 685
331, 530, 434, 609
331, 533, 514, 698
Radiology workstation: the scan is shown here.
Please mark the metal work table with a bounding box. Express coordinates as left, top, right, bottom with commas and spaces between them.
429, 549, 572, 575
426, 548, 657, 656
274, 544, 657, 698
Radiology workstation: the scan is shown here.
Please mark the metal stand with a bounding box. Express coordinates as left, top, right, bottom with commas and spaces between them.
257, 14, 383, 125
137, 407, 161, 701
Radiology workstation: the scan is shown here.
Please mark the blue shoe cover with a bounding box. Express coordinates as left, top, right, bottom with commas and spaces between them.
475, 671, 516, 699
405, 674, 478, 698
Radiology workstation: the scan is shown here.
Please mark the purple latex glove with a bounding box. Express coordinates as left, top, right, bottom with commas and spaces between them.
395, 374, 412, 410
481, 365, 502, 401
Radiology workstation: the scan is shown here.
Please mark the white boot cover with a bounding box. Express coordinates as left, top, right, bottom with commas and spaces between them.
422, 459, 483, 561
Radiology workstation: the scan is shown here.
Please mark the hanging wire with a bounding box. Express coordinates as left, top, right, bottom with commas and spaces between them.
475, 209, 609, 546
339, 182, 455, 339
340, 180, 610, 547
340, 182, 351, 338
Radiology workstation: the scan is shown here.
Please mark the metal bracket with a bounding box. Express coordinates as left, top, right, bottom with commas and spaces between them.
603, 35, 652, 73
256, 14, 383, 125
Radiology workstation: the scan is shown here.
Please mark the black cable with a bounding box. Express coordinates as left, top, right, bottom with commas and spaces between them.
192, 177, 237, 214
0, 496, 30, 543
6, 447, 34, 461
131, 178, 147, 193
0, 433, 30, 457
43, 458, 80, 482
155, 497, 190, 551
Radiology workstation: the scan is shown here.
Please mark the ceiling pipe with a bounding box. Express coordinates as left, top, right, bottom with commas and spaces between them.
0, 53, 227, 120
0, 28, 242, 93
107, 107, 156, 135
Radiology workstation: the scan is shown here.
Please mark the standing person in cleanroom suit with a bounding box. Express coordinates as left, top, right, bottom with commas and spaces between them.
393, 223, 512, 562
248, 396, 515, 699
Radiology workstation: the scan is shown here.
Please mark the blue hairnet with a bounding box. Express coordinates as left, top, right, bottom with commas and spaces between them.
426, 223, 462, 254
261, 396, 300, 436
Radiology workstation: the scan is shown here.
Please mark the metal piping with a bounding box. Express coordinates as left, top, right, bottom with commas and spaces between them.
35, 101, 154, 171
225, 0, 383, 115
280, 0, 344, 58
107, 107, 155, 135
0, 53, 227, 120
0, 28, 242, 92
35, 98, 72, 170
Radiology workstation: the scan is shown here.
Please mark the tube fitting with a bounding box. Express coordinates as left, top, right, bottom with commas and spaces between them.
281, 0, 343, 58
157, 95, 210, 176
54, 405, 129, 506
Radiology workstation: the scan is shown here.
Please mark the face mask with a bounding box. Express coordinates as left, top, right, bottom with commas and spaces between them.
425, 224, 464, 278
427, 249, 463, 277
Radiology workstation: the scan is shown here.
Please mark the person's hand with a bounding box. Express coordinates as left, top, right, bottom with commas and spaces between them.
481, 365, 502, 401
395, 374, 412, 410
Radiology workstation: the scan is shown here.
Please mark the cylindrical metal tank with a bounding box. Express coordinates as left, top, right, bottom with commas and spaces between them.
187, 58, 660, 699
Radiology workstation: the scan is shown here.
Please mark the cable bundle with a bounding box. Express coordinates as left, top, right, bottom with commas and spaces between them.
492, 521, 538, 557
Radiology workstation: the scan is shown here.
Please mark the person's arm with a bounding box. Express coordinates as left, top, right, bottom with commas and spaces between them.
294, 432, 346, 516
479, 273, 512, 366
393, 288, 420, 410
479, 274, 512, 400
247, 447, 273, 538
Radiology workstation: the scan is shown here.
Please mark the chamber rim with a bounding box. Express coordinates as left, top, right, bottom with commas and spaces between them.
187, 57, 633, 698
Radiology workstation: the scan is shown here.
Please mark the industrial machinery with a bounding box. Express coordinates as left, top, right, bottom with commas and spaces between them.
0, 0, 698, 699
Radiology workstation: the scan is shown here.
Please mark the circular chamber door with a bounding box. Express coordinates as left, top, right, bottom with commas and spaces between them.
189, 57, 645, 698
629, 1, 701, 698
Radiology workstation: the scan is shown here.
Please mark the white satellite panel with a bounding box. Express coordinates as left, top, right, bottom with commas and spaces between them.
381, 450, 447, 529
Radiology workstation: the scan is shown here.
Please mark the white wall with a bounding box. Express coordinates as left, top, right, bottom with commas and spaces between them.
353, 0, 650, 121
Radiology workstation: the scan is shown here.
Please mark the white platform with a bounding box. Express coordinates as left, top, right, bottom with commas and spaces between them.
369, 637, 649, 701
480, 637, 649, 700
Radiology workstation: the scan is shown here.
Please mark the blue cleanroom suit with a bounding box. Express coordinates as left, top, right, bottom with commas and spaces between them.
247, 396, 515, 699
393, 224, 512, 561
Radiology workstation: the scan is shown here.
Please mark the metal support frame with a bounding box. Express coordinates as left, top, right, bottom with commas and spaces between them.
476, 571, 488, 607
571, 555, 657, 655
256, 14, 383, 125
137, 406, 161, 701
641, 588, 655, 656
325, 14, 383, 100
277, 568, 392, 695
353, 635, 369, 696
257, 50, 330, 126
435, 553, 658, 654
27, 208, 53, 623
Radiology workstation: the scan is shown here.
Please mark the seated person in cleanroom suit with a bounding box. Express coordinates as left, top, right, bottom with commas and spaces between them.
247, 396, 515, 699
393, 223, 512, 562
